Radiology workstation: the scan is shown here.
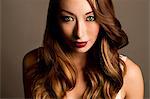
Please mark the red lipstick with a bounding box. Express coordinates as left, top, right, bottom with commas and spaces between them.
74, 41, 88, 48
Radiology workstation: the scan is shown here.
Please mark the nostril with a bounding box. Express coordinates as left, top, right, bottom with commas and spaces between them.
73, 34, 80, 39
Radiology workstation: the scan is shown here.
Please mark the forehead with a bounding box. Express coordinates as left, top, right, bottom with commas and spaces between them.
59, 0, 93, 14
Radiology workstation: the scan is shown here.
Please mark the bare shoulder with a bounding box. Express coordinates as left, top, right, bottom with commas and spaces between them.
123, 57, 144, 99
23, 47, 43, 98
23, 47, 42, 70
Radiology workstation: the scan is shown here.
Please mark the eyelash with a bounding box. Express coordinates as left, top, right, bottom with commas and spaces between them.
86, 16, 95, 21
60, 15, 96, 22
61, 16, 74, 22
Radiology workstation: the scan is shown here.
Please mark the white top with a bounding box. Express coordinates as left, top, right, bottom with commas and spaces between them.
120, 55, 127, 62
115, 55, 127, 99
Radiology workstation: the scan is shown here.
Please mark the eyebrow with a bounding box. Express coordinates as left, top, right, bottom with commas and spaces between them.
60, 9, 94, 16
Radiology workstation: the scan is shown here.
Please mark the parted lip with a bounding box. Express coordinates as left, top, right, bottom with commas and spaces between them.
73, 41, 88, 48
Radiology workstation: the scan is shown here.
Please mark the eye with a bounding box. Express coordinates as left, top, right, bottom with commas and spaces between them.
61, 16, 74, 22
86, 16, 95, 21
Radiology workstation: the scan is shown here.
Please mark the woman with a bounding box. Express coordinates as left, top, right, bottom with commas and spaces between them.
23, 0, 144, 98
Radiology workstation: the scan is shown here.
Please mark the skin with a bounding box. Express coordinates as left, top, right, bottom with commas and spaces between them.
23, 0, 144, 98
58, 0, 100, 54
23, 50, 144, 99
58, 0, 144, 99
58, 0, 100, 98
123, 58, 144, 99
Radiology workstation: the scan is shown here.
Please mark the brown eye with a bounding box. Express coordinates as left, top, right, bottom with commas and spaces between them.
61, 16, 74, 22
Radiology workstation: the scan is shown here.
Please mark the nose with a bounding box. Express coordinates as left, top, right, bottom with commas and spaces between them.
73, 20, 87, 39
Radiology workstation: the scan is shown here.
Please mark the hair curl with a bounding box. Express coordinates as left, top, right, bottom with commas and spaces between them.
29, 0, 128, 98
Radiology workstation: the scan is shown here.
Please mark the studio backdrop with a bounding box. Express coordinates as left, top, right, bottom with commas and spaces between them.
1, 0, 149, 98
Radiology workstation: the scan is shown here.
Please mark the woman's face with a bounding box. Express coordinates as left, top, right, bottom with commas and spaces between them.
58, 0, 100, 53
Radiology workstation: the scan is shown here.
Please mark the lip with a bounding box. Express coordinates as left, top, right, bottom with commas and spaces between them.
73, 41, 88, 48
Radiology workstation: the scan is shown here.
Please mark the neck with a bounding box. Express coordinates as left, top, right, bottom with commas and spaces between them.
71, 52, 87, 72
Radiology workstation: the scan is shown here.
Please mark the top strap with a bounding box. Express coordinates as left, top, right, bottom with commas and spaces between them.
119, 54, 127, 62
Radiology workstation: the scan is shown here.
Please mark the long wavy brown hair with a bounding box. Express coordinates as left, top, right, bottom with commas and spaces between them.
29, 0, 128, 98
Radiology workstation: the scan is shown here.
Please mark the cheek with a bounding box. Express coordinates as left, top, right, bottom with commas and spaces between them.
60, 24, 74, 39
88, 23, 100, 39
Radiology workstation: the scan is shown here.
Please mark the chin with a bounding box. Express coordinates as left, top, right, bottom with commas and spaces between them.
74, 47, 91, 53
